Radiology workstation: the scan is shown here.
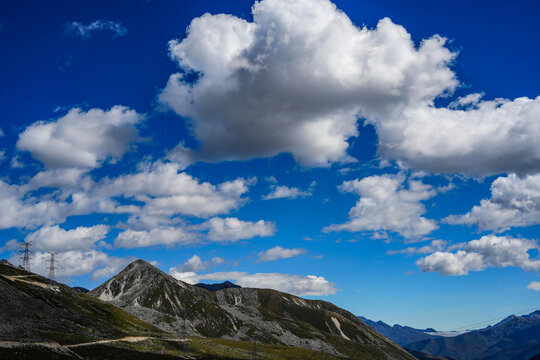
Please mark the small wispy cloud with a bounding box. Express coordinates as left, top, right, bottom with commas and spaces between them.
65, 20, 127, 39
257, 246, 306, 262
528, 281, 540, 292
263, 181, 315, 200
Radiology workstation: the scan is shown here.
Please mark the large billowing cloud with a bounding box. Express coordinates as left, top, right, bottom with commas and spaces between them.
169, 269, 336, 296
160, 0, 540, 175
17, 106, 142, 169
159, 0, 456, 166
323, 174, 438, 239
446, 173, 540, 231
416, 235, 540, 276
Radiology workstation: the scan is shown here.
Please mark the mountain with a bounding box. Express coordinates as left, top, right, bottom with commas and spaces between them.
359, 316, 442, 346
89, 259, 417, 360
195, 280, 241, 291
408, 350, 455, 360
1, 260, 377, 360
406, 310, 540, 360
73, 286, 89, 293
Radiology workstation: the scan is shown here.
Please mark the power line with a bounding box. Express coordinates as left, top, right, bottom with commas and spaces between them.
450, 305, 540, 331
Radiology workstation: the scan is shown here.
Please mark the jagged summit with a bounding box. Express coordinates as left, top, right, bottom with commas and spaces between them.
89, 260, 416, 360
123, 258, 162, 273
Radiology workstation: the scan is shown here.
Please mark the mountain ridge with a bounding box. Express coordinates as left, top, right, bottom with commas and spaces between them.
89, 259, 417, 360
405, 310, 540, 360
359, 316, 443, 346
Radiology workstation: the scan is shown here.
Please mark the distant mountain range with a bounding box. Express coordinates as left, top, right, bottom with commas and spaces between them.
361, 311, 540, 360
406, 310, 540, 360
359, 316, 444, 346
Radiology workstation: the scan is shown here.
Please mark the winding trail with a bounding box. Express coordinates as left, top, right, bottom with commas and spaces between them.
0, 336, 187, 349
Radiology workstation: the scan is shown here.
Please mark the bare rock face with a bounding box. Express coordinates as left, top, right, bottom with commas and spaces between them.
89, 259, 416, 360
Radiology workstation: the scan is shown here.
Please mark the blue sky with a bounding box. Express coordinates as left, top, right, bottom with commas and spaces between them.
1, 0, 540, 331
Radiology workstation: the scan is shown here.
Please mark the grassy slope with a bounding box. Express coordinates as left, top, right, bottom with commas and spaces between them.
0, 263, 163, 344
256, 289, 417, 360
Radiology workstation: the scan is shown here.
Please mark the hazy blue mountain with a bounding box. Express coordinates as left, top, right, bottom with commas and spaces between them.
406, 311, 540, 360
195, 281, 241, 291
359, 316, 442, 346
73, 286, 89, 293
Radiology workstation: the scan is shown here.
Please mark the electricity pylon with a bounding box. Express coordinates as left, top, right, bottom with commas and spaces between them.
19, 241, 32, 272
47, 252, 58, 282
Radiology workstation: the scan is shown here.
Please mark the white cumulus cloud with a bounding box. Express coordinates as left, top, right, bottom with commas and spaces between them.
528, 281, 540, 291
98, 162, 251, 228
169, 270, 336, 296
17, 106, 142, 169
446, 173, 540, 232
373, 95, 540, 175
416, 235, 540, 276
172, 254, 225, 272
114, 226, 194, 248
198, 217, 276, 242
159, 0, 456, 167
158, 0, 540, 175
25, 225, 109, 252
323, 174, 438, 239
0, 180, 68, 229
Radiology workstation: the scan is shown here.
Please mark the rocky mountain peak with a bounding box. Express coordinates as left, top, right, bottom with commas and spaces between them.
90, 259, 186, 303
87, 261, 417, 360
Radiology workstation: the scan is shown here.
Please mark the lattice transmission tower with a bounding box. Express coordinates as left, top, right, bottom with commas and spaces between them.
19, 241, 32, 272
47, 252, 58, 282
